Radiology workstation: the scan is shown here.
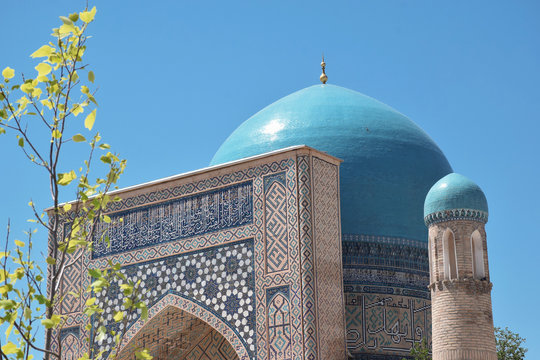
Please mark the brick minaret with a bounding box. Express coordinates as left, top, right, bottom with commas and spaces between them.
424, 173, 497, 360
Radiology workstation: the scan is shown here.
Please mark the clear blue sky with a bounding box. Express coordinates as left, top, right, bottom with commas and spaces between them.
2, 0, 539, 357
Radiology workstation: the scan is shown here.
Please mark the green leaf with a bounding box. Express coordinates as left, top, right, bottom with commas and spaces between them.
18, 137, 24, 147
84, 109, 96, 130
135, 349, 153, 360
46, 256, 56, 265
1, 342, 18, 355
88, 70, 95, 83
69, 13, 79, 22
14, 240, 25, 247
81, 85, 90, 95
72, 104, 84, 116
0, 299, 16, 310
73, 134, 86, 142
24, 307, 32, 320
80, 6, 97, 23
2, 67, 15, 79
35, 62, 52, 77
20, 82, 34, 94
59, 16, 73, 25
100, 154, 111, 164
30, 45, 54, 58
58, 23, 76, 35
113, 311, 124, 322
85, 297, 96, 306
58, 170, 77, 186
52, 129, 62, 139
88, 268, 102, 278
41, 99, 53, 110
141, 305, 148, 320
41, 319, 55, 329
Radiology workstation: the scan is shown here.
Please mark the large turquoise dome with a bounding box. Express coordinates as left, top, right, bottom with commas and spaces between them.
211, 84, 453, 241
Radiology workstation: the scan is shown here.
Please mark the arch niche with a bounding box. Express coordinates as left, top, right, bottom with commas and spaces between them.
117, 294, 249, 360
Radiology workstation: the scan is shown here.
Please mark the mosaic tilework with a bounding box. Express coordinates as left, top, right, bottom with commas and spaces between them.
264, 172, 289, 274
344, 235, 431, 358
106, 162, 290, 214
296, 155, 318, 360
94, 239, 256, 358
92, 225, 255, 269
342, 236, 429, 272
184, 328, 240, 360
60, 327, 80, 360
122, 294, 250, 360
424, 208, 488, 226
312, 157, 346, 360
118, 305, 239, 360
252, 160, 304, 360
267, 286, 292, 360
51, 153, 347, 360
93, 182, 253, 258
345, 294, 431, 358
60, 250, 83, 314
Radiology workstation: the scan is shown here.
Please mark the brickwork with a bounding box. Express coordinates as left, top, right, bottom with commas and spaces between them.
428, 220, 496, 360
118, 306, 238, 360
312, 157, 347, 360
49, 146, 346, 360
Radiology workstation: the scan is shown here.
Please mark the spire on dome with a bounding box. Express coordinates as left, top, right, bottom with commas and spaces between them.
320, 54, 328, 84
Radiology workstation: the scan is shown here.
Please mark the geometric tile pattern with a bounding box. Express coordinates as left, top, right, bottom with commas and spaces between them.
343, 235, 431, 358
92, 181, 253, 258
312, 157, 346, 360
60, 251, 83, 314
345, 294, 431, 359
267, 286, 291, 360
296, 155, 318, 360
93, 239, 255, 358
264, 172, 289, 274
60, 327, 80, 360
252, 160, 305, 360
342, 235, 429, 273
51, 151, 346, 360
184, 328, 240, 360
91, 225, 255, 269
117, 305, 239, 360
122, 294, 250, 360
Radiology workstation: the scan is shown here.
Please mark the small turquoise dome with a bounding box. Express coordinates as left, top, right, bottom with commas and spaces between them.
211, 84, 453, 241
424, 173, 488, 218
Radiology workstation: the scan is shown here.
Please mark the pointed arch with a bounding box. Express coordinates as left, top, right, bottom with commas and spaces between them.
267, 292, 292, 360
119, 294, 250, 360
442, 228, 458, 280
471, 230, 485, 279
60, 333, 80, 360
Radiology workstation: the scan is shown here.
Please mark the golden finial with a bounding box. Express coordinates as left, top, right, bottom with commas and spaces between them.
320, 54, 328, 84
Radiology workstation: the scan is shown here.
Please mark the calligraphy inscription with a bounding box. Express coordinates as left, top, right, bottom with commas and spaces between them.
92, 181, 253, 258
346, 294, 431, 356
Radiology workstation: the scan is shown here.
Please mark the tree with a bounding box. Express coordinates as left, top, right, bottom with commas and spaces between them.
403, 339, 431, 360
495, 327, 527, 360
0, 6, 150, 359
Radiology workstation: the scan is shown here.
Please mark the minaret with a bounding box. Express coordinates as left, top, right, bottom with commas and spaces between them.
424, 173, 497, 360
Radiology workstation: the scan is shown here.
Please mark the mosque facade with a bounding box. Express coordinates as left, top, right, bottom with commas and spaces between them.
50, 72, 497, 359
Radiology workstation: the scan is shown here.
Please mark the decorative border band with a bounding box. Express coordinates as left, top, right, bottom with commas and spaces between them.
424, 208, 488, 226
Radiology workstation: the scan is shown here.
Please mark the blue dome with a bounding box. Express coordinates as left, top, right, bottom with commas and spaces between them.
424, 173, 488, 218
211, 84, 453, 241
